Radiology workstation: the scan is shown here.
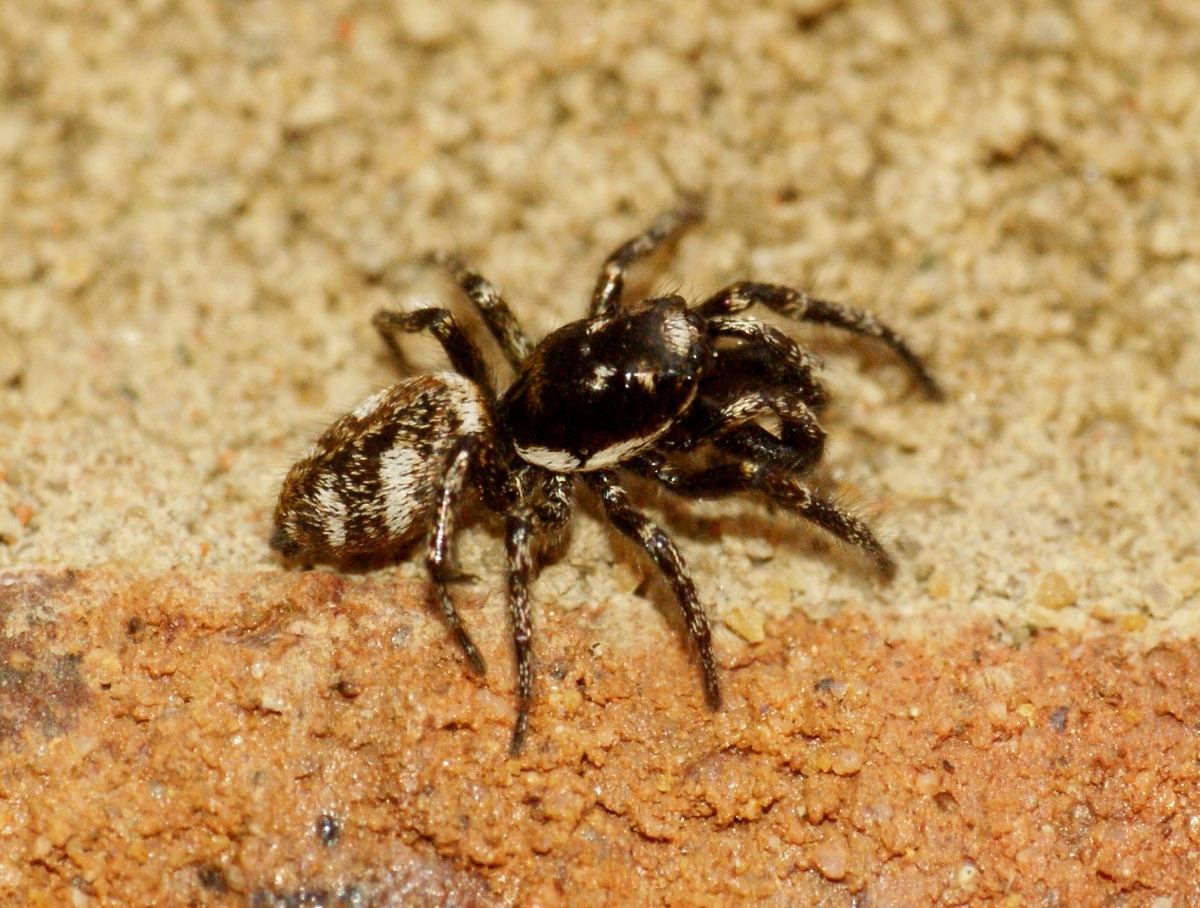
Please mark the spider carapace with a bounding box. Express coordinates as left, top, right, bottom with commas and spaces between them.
272, 201, 942, 754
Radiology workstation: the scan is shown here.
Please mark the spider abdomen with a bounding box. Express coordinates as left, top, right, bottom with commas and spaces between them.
272, 372, 491, 564
503, 295, 705, 471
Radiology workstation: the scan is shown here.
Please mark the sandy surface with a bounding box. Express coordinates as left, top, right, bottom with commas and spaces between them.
4, 569, 1200, 906
2, 0, 1199, 904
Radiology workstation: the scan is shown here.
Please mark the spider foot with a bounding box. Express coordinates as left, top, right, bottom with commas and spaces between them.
452, 626, 487, 676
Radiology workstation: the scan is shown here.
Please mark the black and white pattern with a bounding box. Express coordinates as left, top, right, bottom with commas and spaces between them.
272, 202, 941, 754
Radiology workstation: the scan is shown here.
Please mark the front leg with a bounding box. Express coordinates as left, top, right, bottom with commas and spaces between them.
698, 282, 943, 400
504, 471, 573, 755
704, 315, 829, 412
585, 471, 720, 711
505, 512, 537, 754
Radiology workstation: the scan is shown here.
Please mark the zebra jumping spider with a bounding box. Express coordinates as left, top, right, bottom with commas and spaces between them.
271, 202, 941, 754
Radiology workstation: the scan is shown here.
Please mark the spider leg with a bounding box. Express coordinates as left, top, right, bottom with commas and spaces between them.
712, 421, 820, 474
505, 511, 536, 754
667, 391, 826, 475
585, 470, 720, 711
431, 252, 534, 369
505, 471, 573, 755
704, 315, 829, 412
532, 473, 574, 552
631, 451, 896, 580
372, 308, 495, 399
697, 282, 942, 400
590, 198, 704, 317
426, 436, 488, 675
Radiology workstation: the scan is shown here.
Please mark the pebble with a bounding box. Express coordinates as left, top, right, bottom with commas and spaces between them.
830, 748, 863, 776
812, 835, 848, 881
1034, 572, 1076, 610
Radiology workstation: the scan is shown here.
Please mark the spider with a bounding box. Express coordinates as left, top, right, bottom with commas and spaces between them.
271, 201, 941, 754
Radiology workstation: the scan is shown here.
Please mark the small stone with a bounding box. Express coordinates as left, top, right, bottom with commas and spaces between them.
288, 81, 339, 129
1120, 613, 1148, 633
1148, 219, 1186, 259
12, 502, 34, 528
741, 536, 775, 563
830, 748, 863, 776
1049, 706, 1069, 731
723, 605, 765, 644
477, 0, 537, 59
926, 572, 951, 599
957, 860, 980, 892
396, 0, 456, 46
1167, 557, 1200, 599
915, 771, 940, 796
982, 98, 1031, 158
812, 835, 848, 881
82, 649, 123, 687
1020, 8, 1077, 50
1034, 572, 1076, 610
985, 700, 1008, 727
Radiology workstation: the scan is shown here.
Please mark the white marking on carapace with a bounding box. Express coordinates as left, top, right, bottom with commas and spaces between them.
314, 475, 347, 549
580, 429, 667, 470
633, 369, 655, 392
515, 445, 583, 471
518, 425, 674, 472
661, 312, 698, 357
587, 363, 616, 391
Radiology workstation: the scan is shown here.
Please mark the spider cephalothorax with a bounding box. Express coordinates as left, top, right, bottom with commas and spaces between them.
272, 202, 941, 753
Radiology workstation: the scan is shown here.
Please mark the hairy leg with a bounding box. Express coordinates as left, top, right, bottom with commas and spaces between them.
503, 470, 573, 754
665, 389, 826, 476
426, 436, 488, 675
431, 252, 534, 369
631, 451, 896, 580
590, 198, 704, 317
697, 282, 942, 400
505, 512, 537, 754
704, 315, 829, 411
585, 470, 720, 710
373, 307, 496, 400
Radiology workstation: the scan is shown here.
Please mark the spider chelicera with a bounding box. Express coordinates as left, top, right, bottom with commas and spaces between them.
271, 201, 941, 753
